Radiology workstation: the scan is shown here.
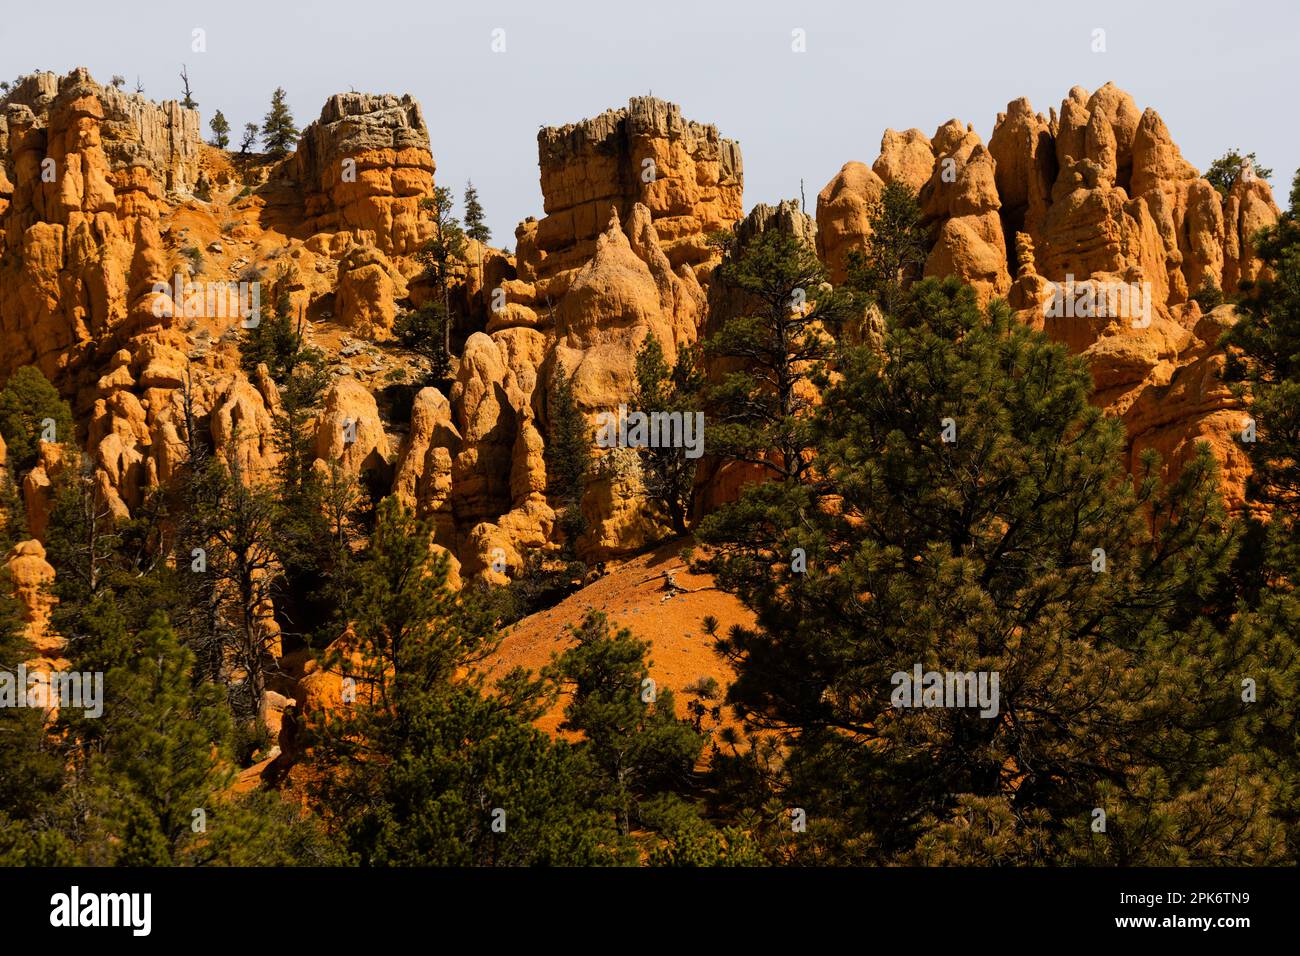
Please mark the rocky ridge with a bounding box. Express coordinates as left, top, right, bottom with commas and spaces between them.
816, 81, 1279, 504
0, 71, 1281, 684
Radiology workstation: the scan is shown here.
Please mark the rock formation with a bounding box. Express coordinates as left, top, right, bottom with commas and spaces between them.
816, 161, 884, 283
286, 92, 435, 257
816, 82, 1280, 505
518, 96, 743, 298
0, 70, 1284, 694
395, 99, 737, 572
0, 69, 200, 379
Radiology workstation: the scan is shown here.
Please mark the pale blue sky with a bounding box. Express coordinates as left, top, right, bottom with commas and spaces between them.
3, 0, 1295, 244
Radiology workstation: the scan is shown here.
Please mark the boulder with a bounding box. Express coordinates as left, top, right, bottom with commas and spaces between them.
314, 376, 390, 476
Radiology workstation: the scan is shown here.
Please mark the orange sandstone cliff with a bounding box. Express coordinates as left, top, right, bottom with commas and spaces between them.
0, 71, 1280, 692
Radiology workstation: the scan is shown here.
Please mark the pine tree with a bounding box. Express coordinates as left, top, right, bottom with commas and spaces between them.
415, 186, 467, 361
545, 361, 590, 549
191, 440, 279, 718
179, 65, 197, 110
463, 180, 491, 244
240, 122, 259, 156
0, 365, 73, 554
313, 679, 623, 865
704, 277, 1283, 864
1191, 278, 1225, 312
0, 366, 76, 475
87, 612, 233, 864
393, 304, 451, 385
640, 792, 764, 866
702, 226, 856, 488
845, 180, 929, 321
633, 333, 703, 535
545, 611, 705, 836
1206, 149, 1274, 195
43, 459, 123, 634
0, 573, 66, 848
1222, 169, 1300, 856
209, 109, 230, 149
261, 88, 299, 158
265, 325, 337, 647
1227, 168, 1300, 522
253, 295, 366, 653
340, 496, 496, 697
309, 461, 367, 645
0, 464, 26, 550
308, 497, 621, 864
239, 271, 318, 387
62, 611, 332, 865
168, 374, 227, 683
258, 292, 329, 492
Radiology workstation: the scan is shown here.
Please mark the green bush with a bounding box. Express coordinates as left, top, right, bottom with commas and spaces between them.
0, 366, 75, 476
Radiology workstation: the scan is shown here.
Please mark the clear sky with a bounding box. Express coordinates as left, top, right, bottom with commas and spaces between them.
3, 0, 1296, 245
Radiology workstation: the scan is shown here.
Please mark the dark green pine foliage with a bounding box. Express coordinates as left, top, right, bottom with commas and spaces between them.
545, 361, 590, 549
395, 186, 467, 385
308, 497, 623, 865
236, 275, 354, 651
266, 314, 349, 645
14, 431, 335, 863
0, 466, 26, 550
639, 792, 765, 866
844, 180, 930, 321
545, 611, 706, 838
702, 226, 857, 489
238, 277, 313, 385
1223, 167, 1300, 856
0, 365, 76, 476
296, 460, 367, 649
0, 365, 76, 549
240, 122, 259, 155
633, 333, 704, 536
0, 574, 71, 863
703, 277, 1286, 864
463, 179, 491, 244
1205, 149, 1273, 196
209, 110, 230, 149
43, 465, 127, 661
393, 304, 451, 384
1191, 279, 1225, 313
1228, 169, 1300, 528
261, 87, 299, 158
695, 222, 856, 575
60, 611, 333, 865
418, 186, 469, 300
196, 444, 279, 718
82, 612, 237, 864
